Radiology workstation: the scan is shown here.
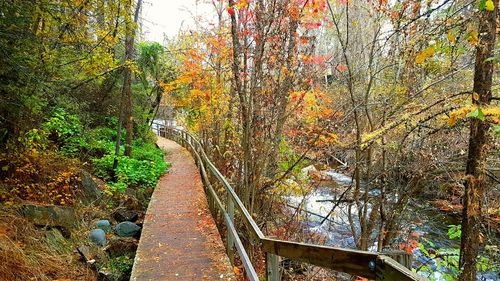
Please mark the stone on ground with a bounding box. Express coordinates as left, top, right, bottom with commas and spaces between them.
115, 221, 141, 237
89, 229, 106, 246
79, 171, 101, 203
113, 209, 139, 223
96, 219, 111, 232
19, 204, 77, 230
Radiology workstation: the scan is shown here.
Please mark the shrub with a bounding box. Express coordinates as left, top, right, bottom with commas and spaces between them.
92, 140, 168, 190
30, 108, 168, 192
42, 108, 86, 156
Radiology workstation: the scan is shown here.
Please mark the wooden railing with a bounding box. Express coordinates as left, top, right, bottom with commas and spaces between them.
155, 124, 427, 281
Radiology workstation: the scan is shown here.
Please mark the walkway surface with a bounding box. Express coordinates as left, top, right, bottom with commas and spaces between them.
131, 137, 235, 281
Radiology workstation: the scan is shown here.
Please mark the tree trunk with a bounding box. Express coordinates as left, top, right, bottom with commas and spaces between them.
459, 4, 496, 281
228, 0, 252, 207
123, 0, 142, 157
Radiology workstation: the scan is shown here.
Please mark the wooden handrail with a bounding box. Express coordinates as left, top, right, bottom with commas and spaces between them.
154, 124, 427, 281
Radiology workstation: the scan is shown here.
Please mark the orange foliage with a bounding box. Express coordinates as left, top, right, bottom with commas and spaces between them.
0, 152, 80, 205
399, 238, 418, 254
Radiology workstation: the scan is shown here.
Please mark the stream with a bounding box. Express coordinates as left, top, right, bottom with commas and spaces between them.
285, 170, 499, 281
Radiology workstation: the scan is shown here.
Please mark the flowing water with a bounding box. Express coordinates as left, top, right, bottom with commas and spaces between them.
285, 170, 499, 281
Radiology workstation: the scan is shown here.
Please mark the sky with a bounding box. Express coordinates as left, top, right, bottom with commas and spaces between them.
140, 0, 215, 44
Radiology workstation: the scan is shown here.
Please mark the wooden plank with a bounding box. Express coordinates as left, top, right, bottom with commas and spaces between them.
224, 212, 259, 281
177, 133, 258, 280
227, 194, 235, 264
131, 137, 234, 280
262, 238, 378, 279
376, 256, 425, 281
204, 157, 264, 241
173, 128, 264, 242
266, 252, 280, 281
383, 250, 412, 269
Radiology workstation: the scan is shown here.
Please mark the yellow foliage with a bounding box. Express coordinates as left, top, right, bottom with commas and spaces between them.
362, 123, 394, 145
448, 105, 500, 126
447, 31, 456, 43
467, 31, 479, 45
415, 46, 435, 64
236, 0, 249, 9
272, 178, 311, 196
448, 105, 474, 126
485, 0, 495, 11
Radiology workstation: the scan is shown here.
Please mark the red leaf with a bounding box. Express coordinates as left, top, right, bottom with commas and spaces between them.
336, 63, 347, 72
227, 7, 235, 16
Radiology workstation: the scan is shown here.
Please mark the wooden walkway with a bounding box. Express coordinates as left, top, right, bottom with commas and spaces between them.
131, 137, 235, 281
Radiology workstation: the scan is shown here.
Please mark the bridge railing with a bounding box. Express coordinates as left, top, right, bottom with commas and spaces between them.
155, 124, 426, 281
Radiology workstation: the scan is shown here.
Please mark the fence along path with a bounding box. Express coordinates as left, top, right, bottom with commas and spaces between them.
130, 137, 235, 280
150, 124, 426, 281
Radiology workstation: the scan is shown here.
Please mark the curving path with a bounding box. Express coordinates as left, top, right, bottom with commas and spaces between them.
131, 137, 235, 281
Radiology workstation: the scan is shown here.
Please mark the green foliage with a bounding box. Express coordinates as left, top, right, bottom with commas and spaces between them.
82, 127, 120, 158
447, 225, 461, 240
493, 125, 500, 138
466, 107, 485, 121
93, 151, 167, 189
91, 135, 168, 190
22, 106, 169, 193
278, 139, 310, 174
108, 181, 128, 193
19, 129, 48, 153
42, 108, 85, 156
417, 230, 497, 280
134, 122, 158, 145
137, 41, 164, 83
109, 255, 134, 272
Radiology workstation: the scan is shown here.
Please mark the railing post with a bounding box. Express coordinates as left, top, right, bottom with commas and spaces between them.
266, 252, 279, 281
382, 250, 412, 269
226, 193, 235, 264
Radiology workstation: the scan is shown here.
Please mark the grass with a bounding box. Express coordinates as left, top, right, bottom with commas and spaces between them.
0, 210, 96, 280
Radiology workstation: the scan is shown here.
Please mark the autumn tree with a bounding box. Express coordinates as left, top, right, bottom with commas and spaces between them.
115, 0, 142, 161
459, 1, 497, 280
0, 0, 126, 150
313, 0, 499, 256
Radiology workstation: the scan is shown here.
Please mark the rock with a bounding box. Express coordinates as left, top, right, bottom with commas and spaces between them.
301, 165, 317, 175
98, 270, 114, 281
113, 209, 139, 223
96, 219, 111, 232
98, 268, 129, 281
104, 237, 138, 257
77, 245, 95, 264
89, 229, 106, 246
19, 204, 77, 230
114, 221, 141, 238
79, 171, 101, 203
44, 228, 69, 254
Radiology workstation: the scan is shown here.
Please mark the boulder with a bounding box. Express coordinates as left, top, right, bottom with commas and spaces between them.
44, 228, 69, 254
114, 221, 141, 238
79, 171, 101, 203
19, 204, 77, 230
113, 209, 139, 223
77, 245, 96, 265
96, 219, 111, 232
104, 237, 138, 257
89, 229, 106, 246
